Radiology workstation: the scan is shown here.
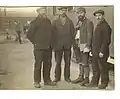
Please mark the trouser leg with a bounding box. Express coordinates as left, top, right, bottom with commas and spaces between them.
91, 56, 100, 85
71, 51, 84, 84
73, 46, 81, 63
78, 52, 83, 76
79, 52, 90, 85
17, 32, 22, 44
15, 35, 18, 41
81, 52, 89, 78
43, 49, 50, 83
64, 48, 71, 80
79, 64, 84, 77
54, 50, 63, 80
34, 49, 43, 83
47, 48, 52, 81
98, 57, 109, 85
79, 52, 90, 77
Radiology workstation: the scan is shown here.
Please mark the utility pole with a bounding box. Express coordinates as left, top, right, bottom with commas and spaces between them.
4, 7, 6, 17
53, 6, 56, 15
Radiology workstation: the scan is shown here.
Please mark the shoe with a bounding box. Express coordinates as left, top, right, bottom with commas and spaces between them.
86, 83, 98, 88
44, 81, 57, 86
53, 79, 60, 83
80, 77, 89, 86
65, 78, 71, 83
72, 76, 84, 84
34, 82, 41, 88
98, 84, 108, 89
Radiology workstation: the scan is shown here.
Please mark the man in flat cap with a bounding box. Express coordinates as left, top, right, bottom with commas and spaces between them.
14, 20, 23, 44
72, 7, 93, 86
52, 6, 75, 83
87, 10, 112, 89
27, 7, 56, 88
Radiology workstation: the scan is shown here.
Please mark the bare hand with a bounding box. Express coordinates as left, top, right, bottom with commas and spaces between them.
99, 52, 104, 58
89, 52, 93, 56
76, 25, 80, 29
83, 47, 90, 53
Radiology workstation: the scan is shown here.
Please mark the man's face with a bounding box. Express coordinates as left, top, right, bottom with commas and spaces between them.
38, 8, 47, 18
95, 13, 104, 23
76, 11, 85, 21
59, 9, 67, 17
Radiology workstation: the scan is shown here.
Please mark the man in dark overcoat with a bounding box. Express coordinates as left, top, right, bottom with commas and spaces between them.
87, 10, 112, 89
52, 7, 75, 83
27, 7, 56, 88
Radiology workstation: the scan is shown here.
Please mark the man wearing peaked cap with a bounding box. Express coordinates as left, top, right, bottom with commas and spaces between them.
52, 5, 75, 83
72, 7, 93, 86
72, 7, 87, 65
93, 9, 104, 16
87, 9, 112, 89
27, 7, 56, 88
58, 6, 68, 10
57, 6, 68, 18
36, 6, 47, 12
76, 7, 86, 13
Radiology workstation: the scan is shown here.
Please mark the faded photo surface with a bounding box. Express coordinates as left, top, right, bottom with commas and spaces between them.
0, 6, 114, 90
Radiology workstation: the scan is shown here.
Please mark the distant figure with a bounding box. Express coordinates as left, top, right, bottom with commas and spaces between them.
14, 21, 23, 44
5, 29, 11, 40
23, 21, 30, 36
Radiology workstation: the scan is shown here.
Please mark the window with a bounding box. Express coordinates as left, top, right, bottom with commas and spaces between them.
53, 6, 57, 15
67, 6, 73, 11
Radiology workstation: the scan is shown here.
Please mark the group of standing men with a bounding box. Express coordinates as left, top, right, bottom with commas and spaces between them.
27, 6, 112, 89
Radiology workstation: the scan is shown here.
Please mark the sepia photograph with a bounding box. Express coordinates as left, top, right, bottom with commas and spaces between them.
0, 6, 114, 90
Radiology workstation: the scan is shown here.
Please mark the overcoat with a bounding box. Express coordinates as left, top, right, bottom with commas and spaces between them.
52, 16, 75, 50
27, 16, 53, 49
92, 19, 112, 58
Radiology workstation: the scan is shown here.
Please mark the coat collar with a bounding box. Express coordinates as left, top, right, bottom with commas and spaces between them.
36, 15, 48, 21
97, 18, 106, 26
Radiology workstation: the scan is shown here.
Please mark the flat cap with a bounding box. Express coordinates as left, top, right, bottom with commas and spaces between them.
36, 7, 47, 12
58, 6, 68, 10
93, 10, 104, 16
76, 7, 86, 13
